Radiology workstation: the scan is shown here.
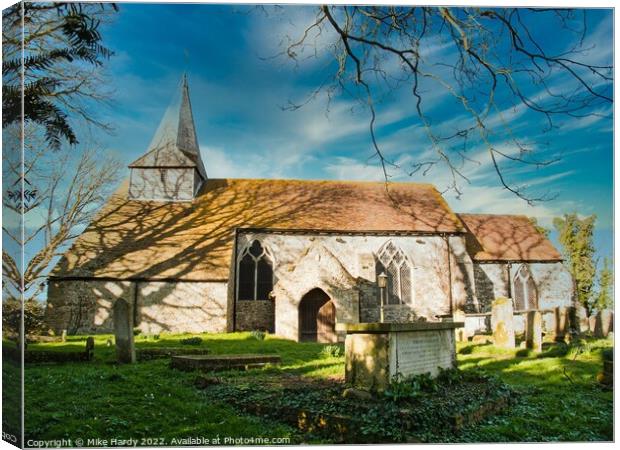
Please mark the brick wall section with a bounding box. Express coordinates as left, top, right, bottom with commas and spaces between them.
235, 300, 275, 332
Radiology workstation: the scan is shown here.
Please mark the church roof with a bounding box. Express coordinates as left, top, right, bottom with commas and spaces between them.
50, 178, 464, 281
458, 213, 562, 262
129, 75, 207, 179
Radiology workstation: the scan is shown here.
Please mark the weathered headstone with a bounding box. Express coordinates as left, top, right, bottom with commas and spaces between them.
61, 329, 67, 342
589, 315, 597, 334
85, 336, 95, 361
491, 297, 515, 349
566, 306, 579, 342
525, 311, 542, 353
576, 305, 589, 334
553, 307, 568, 342
594, 309, 613, 338
113, 299, 135, 363
453, 310, 468, 342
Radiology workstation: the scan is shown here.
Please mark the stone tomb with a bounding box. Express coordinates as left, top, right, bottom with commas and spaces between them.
337, 322, 462, 392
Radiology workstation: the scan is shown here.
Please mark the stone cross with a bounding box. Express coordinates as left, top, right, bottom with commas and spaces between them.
113, 299, 135, 363
491, 297, 515, 349
525, 311, 542, 353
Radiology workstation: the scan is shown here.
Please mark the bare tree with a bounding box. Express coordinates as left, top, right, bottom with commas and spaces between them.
2, 124, 121, 302
276, 6, 612, 203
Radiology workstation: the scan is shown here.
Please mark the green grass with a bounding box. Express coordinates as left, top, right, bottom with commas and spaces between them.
21, 332, 613, 444
452, 339, 613, 442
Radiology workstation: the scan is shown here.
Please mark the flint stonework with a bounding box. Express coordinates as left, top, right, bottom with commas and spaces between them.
491, 297, 515, 349
113, 299, 135, 363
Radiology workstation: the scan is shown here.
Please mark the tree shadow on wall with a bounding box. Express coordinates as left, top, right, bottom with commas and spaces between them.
49, 179, 369, 333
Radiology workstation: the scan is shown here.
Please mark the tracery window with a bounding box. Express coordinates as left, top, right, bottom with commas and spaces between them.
238, 240, 274, 301
513, 264, 538, 310
376, 241, 413, 305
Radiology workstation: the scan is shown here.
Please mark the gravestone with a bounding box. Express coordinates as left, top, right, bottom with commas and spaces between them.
594, 309, 613, 338
491, 297, 515, 349
554, 307, 568, 342
589, 315, 597, 334
453, 310, 468, 342
566, 306, 579, 342
61, 329, 67, 342
85, 336, 95, 361
113, 299, 135, 363
525, 311, 542, 352
576, 305, 590, 334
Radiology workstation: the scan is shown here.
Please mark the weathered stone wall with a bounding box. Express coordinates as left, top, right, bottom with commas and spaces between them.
46, 279, 136, 334
235, 300, 275, 332
45, 279, 228, 334
237, 232, 477, 340
136, 281, 227, 334
517, 262, 573, 310
128, 167, 196, 201
473, 262, 573, 313
473, 263, 509, 311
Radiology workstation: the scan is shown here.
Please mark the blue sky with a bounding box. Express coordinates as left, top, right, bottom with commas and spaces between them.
91, 4, 613, 261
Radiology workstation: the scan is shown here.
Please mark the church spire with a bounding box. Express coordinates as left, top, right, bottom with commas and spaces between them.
128, 75, 207, 201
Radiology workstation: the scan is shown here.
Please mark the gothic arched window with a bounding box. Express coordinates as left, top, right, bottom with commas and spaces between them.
513, 264, 538, 311
376, 242, 413, 305
238, 240, 274, 301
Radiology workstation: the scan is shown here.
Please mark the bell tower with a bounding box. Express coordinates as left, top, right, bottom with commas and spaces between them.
128, 75, 207, 201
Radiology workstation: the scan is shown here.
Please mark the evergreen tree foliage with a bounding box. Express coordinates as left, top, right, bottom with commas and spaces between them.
2, 2, 118, 149
595, 257, 613, 311
553, 213, 597, 315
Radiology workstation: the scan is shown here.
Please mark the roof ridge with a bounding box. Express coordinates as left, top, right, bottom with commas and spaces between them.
212, 177, 438, 187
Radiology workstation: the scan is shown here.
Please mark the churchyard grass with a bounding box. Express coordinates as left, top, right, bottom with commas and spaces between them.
19, 332, 613, 443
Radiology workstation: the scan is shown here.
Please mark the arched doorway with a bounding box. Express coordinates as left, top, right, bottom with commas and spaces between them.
299, 288, 336, 343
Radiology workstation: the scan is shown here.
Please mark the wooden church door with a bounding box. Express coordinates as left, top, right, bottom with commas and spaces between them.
299, 289, 335, 342
317, 300, 336, 343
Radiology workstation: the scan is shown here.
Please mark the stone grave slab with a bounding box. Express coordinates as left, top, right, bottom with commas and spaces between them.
171, 354, 281, 372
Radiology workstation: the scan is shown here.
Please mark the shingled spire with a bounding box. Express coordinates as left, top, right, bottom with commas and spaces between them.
128, 75, 207, 201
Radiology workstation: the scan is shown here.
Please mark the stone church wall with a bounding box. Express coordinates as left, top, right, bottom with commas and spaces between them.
128, 167, 196, 201
473, 262, 573, 313
45, 279, 228, 334
470, 261, 573, 334
236, 233, 477, 339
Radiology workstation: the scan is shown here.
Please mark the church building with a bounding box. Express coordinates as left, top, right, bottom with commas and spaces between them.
45, 77, 574, 342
